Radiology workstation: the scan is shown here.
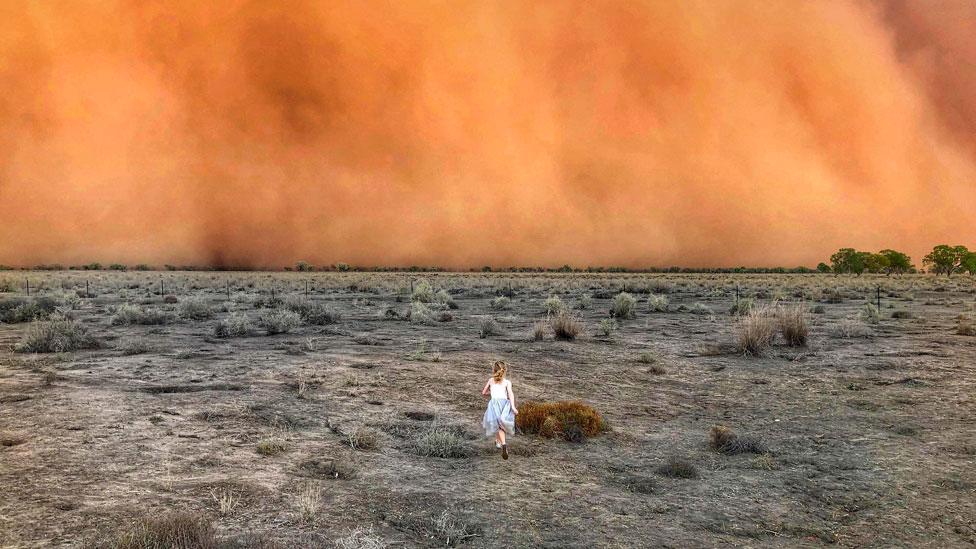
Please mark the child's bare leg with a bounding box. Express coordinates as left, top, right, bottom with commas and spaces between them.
498, 429, 506, 446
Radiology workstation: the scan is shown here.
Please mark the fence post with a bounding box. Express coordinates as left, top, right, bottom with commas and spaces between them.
25, 278, 29, 297
877, 285, 881, 312
160, 279, 164, 296
226, 280, 231, 300
305, 280, 308, 297
86, 279, 90, 298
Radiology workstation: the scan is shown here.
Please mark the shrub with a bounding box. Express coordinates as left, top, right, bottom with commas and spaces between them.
489, 296, 511, 310
0, 297, 58, 323
597, 318, 617, 337
285, 297, 341, 325
347, 427, 380, 451
656, 456, 699, 479
412, 424, 472, 458
543, 295, 566, 315
256, 439, 288, 456
728, 298, 753, 316
810, 304, 826, 314
891, 310, 913, 319
609, 292, 637, 319
647, 294, 669, 312
776, 304, 808, 346
434, 289, 458, 310
575, 295, 592, 310
861, 303, 880, 324
411, 279, 434, 303
408, 302, 436, 325
531, 321, 546, 341
178, 296, 213, 320
0, 278, 14, 293
214, 313, 252, 338
516, 401, 605, 441
333, 527, 388, 549
734, 308, 776, 356
118, 339, 152, 356
550, 310, 583, 340
15, 316, 99, 353
259, 309, 302, 335
689, 302, 713, 315
478, 317, 502, 338
111, 304, 173, 326
709, 425, 766, 455
958, 315, 975, 336
163, 295, 178, 304
108, 512, 217, 549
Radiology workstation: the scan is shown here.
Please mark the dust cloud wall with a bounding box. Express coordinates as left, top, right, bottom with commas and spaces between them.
1, 1, 974, 269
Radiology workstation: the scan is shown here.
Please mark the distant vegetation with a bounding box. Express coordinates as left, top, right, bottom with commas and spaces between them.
4, 244, 975, 274
823, 245, 974, 276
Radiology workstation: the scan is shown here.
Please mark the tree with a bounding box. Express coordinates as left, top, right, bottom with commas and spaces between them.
295, 261, 314, 272
923, 245, 969, 276
863, 253, 889, 274
878, 249, 913, 275
830, 248, 867, 275
962, 252, 976, 275
816, 262, 831, 273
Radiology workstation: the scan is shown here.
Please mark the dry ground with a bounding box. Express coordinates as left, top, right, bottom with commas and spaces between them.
1, 272, 974, 548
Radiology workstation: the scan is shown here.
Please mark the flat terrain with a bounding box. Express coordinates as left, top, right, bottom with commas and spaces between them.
1, 272, 974, 548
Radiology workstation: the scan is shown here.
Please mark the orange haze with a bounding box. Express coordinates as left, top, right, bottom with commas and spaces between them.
1, 0, 974, 269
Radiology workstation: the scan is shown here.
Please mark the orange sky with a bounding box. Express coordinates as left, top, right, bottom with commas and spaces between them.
1, 1, 974, 269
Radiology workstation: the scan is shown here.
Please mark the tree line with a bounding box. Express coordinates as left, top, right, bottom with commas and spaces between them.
824, 245, 976, 276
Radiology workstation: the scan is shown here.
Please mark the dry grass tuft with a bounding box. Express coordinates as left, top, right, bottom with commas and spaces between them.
550, 310, 583, 340
108, 512, 217, 549
733, 308, 776, 356
412, 424, 472, 458
256, 439, 288, 456
656, 456, 699, 479
516, 401, 605, 441
776, 304, 809, 346
333, 526, 388, 549
709, 425, 766, 455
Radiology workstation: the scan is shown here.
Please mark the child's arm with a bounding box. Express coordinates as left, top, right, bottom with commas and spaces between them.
481, 380, 491, 397
507, 381, 518, 413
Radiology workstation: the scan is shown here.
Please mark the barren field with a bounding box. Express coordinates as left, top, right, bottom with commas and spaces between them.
1, 272, 974, 548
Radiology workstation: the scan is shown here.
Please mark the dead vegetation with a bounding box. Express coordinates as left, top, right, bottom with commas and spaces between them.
1, 270, 974, 547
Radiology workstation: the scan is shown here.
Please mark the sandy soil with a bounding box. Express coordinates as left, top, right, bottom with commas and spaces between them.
1, 272, 974, 548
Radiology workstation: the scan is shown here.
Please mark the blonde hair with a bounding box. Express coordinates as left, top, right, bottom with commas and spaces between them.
492, 360, 507, 383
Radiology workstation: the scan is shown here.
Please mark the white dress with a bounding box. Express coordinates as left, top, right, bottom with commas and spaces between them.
482, 379, 515, 437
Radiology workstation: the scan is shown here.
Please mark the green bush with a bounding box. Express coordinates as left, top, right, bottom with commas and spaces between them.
15, 316, 99, 353
610, 292, 636, 319
178, 296, 213, 320
259, 309, 302, 335
214, 313, 252, 338
543, 295, 566, 315
647, 294, 669, 312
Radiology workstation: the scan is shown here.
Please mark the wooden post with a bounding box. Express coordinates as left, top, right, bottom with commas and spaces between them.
226, 279, 231, 299
160, 279, 164, 296
876, 285, 881, 312
25, 278, 29, 297
86, 279, 90, 298
305, 280, 308, 297
271, 286, 276, 302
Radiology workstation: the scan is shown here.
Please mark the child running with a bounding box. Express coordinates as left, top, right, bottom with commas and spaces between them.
481, 360, 518, 459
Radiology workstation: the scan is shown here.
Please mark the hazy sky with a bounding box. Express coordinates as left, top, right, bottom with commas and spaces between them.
1, 1, 974, 268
